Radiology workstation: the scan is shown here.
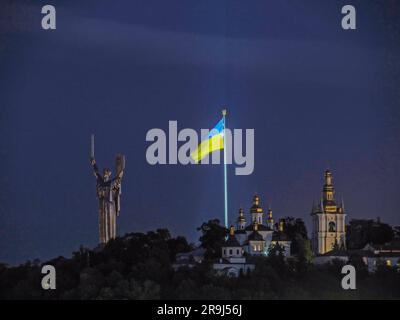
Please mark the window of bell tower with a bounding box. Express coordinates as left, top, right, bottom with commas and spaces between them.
329, 221, 336, 232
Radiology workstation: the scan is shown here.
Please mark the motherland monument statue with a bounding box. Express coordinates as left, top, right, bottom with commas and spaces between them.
89, 134, 125, 244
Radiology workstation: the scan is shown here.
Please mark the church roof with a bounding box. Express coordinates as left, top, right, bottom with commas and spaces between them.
237, 208, 246, 222
224, 235, 241, 247
245, 223, 271, 231
360, 240, 400, 255
272, 231, 290, 242
234, 229, 246, 234
250, 206, 263, 214
311, 203, 344, 215
248, 231, 264, 241
250, 195, 264, 214
319, 249, 348, 257
323, 199, 337, 207
311, 170, 345, 215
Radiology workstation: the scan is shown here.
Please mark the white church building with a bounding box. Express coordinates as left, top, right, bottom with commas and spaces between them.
213, 195, 292, 277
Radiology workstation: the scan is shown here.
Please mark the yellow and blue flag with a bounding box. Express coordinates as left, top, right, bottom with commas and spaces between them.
191, 118, 225, 163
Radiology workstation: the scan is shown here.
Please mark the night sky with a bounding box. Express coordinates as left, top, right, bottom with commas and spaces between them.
0, 0, 399, 265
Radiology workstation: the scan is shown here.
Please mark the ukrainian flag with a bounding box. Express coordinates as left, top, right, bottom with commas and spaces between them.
191, 118, 225, 163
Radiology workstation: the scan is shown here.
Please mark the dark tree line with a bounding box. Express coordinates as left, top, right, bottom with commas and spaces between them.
0, 219, 399, 300
346, 219, 395, 250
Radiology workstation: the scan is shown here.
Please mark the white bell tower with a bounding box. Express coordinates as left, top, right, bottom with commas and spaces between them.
311, 170, 346, 255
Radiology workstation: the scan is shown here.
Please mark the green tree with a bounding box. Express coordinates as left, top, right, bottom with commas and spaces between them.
282, 217, 308, 255
197, 219, 228, 260
347, 219, 394, 249
129, 279, 160, 299
167, 236, 193, 261
295, 235, 313, 272
347, 253, 368, 279
267, 243, 286, 276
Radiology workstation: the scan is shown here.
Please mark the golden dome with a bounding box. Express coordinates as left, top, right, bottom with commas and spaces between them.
251, 194, 264, 214
237, 208, 245, 222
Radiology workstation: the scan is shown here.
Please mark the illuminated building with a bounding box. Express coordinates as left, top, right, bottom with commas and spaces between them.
311, 170, 346, 255
213, 195, 292, 276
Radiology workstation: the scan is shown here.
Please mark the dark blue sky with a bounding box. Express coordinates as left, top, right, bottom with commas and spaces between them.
0, 0, 399, 264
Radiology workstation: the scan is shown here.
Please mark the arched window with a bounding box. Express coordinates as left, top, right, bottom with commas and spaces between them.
229, 249, 233, 255
329, 221, 336, 232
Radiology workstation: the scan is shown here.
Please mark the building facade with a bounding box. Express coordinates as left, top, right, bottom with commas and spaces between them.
311, 170, 346, 255
213, 194, 292, 276
213, 226, 255, 277
236, 195, 292, 257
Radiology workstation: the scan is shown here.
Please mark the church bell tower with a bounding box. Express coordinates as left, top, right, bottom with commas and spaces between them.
311, 170, 346, 255
250, 195, 264, 225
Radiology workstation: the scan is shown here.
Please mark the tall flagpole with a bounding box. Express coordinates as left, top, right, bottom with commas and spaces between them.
222, 109, 228, 229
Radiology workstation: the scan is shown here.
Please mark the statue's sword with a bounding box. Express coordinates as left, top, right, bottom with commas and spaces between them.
90, 134, 95, 158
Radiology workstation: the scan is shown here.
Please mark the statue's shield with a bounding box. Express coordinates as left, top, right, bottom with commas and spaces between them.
115, 154, 125, 177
